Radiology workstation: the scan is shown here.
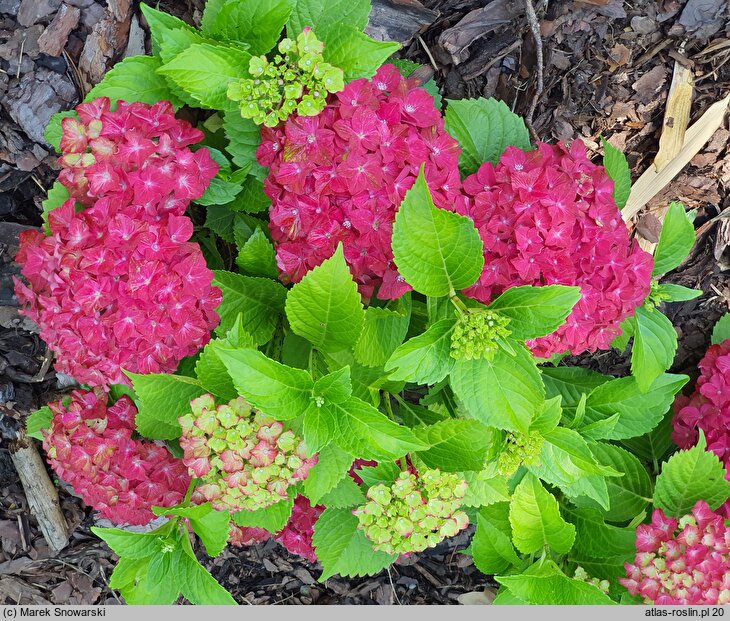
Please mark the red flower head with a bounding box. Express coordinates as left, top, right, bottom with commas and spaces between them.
673, 338, 730, 518
14, 199, 221, 387
259, 64, 462, 301
57, 98, 217, 211
452, 141, 653, 357
14, 99, 221, 388
42, 389, 190, 525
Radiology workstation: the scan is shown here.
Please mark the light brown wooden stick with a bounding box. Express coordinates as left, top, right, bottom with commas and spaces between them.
9, 432, 69, 555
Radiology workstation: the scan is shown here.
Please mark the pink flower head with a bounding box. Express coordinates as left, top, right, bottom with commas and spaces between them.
57, 98, 216, 209
620, 501, 730, 605
14, 199, 221, 387
260, 65, 462, 300
452, 141, 654, 357
42, 388, 190, 525
672, 339, 730, 518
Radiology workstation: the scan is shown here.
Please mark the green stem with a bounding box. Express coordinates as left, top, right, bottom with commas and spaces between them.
449, 290, 469, 315
382, 392, 396, 421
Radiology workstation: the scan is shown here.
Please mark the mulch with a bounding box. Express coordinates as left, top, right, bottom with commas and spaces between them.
0, 0, 728, 605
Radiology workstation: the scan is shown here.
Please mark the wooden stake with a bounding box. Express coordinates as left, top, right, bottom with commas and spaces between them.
9, 432, 69, 555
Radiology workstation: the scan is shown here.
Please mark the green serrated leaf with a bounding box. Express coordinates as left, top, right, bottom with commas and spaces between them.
222, 110, 265, 176
496, 560, 615, 605
176, 548, 236, 605
444, 97, 531, 176
126, 373, 206, 439
195, 176, 244, 207
620, 406, 675, 467
236, 227, 278, 278
303, 443, 353, 504
321, 25, 399, 81
286, 0, 369, 38
653, 432, 730, 516
601, 137, 631, 209
391, 168, 484, 297
471, 503, 521, 575
573, 443, 652, 523
157, 43, 251, 110
354, 462, 399, 488
413, 419, 491, 472
658, 283, 702, 302
631, 306, 678, 392
384, 318, 455, 385
233, 500, 294, 533
509, 473, 575, 555
462, 471, 511, 507
91, 527, 164, 559
530, 395, 562, 434
711, 313, 730, 345
319, 475, 365, 508
563, 505, 637, 561
216, 347, 314, 420
206, 0, 293, 54
286, 244, 365, 353
540, 366, 610, 415
205, 204, 236, 242
86, 56, 182, 108
450, 345, 545, 434
189, 509, 231, 558
26, 406, 52, 441
313, 367, 352, 404
652, 202, 696, 276
488, 285, 581, 341
195, 342, 239, 401
212, 271, 287, 345
354, 296, 411, 368
325, 396, 428, 460
312, 508, 397, 580
581, 373, 688, 440
233, 498, 293, 532
140, 3, 195, 56
528, 427, 621, 496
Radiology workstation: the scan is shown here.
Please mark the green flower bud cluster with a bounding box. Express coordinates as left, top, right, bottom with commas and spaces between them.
497, 430, 544, 476
450, 309, 511, 361
644, 280, 670, 309
227, 28, 344, 127
574, 566, 611, 594
353, 469, 469, 555
179, 394, 317, 513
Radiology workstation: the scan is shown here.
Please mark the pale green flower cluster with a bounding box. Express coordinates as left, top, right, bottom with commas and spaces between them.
497, 430, 544, 476
450, 309, 512, 361
353, 469, 469, 555
227, 28, 344, 127
574, 566, 611, 594
179, 395, 316, 512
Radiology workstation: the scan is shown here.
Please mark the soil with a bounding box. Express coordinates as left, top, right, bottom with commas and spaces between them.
0, 0, 728, 606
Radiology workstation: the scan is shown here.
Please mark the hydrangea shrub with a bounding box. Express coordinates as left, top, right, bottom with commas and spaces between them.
21, 0, 715, 604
